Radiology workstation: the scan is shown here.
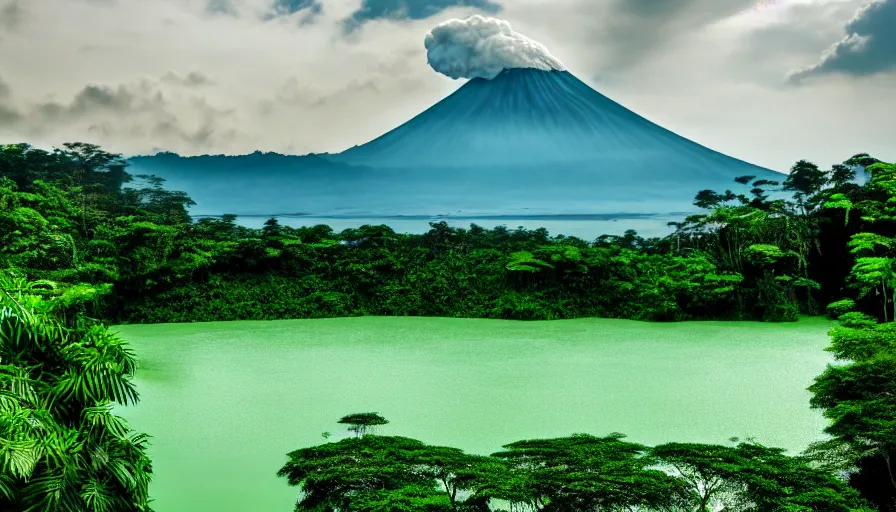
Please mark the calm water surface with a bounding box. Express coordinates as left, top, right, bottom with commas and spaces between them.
115, 316, 835, 512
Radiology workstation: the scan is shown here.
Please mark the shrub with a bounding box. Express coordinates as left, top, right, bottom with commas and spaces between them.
826, 299, 857, 319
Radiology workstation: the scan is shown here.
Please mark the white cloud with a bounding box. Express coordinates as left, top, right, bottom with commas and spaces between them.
424, 15, 565, 80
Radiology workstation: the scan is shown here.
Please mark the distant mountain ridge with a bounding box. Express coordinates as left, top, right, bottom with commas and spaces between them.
131, 151, 349, 169
127, 68, 783, 220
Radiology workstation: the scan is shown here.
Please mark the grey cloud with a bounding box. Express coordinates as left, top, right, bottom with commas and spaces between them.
66, 83, 152, 115
343, 0, 502, 32
730, 0, 863, 85
206, 0, 237, 16
741, 2, 862, 54
0, 77, 10, 98
274, 77, 380, 108
611, 0, 756, 26
0, 103, 20, 124
35, 87, 130, 121
0, 0, 25, 31
161, 71, 215, 87
263, 49, 424, 113
207, 0, 322, 21
257, 74, 426, 128
131, 108, 234, 149
790, 0, 896, 81
14, 78, 237, 150
78, 117, 235, 151
267, 0, 322, 19
597, 0, 756, 69
28, 82, 164, 128
153, 118, 238, 149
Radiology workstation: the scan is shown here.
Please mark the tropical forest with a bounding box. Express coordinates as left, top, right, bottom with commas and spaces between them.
2, 141, 896, 511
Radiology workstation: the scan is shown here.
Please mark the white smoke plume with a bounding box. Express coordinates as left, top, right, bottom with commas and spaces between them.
424, 15, 566, 80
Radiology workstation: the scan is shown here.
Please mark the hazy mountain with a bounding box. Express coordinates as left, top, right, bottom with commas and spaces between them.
127, 68, 783, 219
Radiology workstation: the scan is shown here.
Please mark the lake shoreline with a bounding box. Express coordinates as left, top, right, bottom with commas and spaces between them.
112, 312, 831, 328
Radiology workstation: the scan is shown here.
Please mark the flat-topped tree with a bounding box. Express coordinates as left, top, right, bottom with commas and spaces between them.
784, 160, 827, 213
339, 412, 389, 437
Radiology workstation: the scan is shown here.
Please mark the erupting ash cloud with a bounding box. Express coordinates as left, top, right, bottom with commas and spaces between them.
424, 15, 566, 80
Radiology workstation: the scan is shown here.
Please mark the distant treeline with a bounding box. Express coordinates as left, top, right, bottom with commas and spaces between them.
0, 142, 894, 325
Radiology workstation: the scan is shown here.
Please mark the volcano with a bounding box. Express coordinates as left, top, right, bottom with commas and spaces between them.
333, 68, 780, 183
127, 61, 784, 223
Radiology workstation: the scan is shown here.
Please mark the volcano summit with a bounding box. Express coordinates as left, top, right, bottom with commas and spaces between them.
334, 15, 780, 184
129, 16, 783, 220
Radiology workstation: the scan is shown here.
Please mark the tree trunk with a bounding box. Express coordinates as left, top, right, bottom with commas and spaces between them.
699, 493, 711, 512
82, 194, 87, 235
891, 281, 895, 325
885, 453, 896, 491
883, 281, 889, 323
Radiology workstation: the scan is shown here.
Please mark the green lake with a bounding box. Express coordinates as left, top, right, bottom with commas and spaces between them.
115, 316, 836, 512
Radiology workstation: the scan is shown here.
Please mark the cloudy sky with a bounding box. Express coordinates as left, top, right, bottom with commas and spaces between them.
0, 0, 893, 171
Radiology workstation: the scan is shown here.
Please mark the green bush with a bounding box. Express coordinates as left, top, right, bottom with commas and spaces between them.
826, 299, 857, 319
762, 303, 799, 323
837, 312, 878, 329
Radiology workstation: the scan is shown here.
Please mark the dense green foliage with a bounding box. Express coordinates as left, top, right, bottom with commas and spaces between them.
808, 320, 896, 510
4, 141, 896, 509
1, 142, 894, 324
279, 414, 871, 512
0, 271, 152, 511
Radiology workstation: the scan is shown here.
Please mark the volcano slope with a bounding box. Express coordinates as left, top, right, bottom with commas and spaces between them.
337, 68, 768, 173
128, 68, 783, 219
325, 67, 783, 215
